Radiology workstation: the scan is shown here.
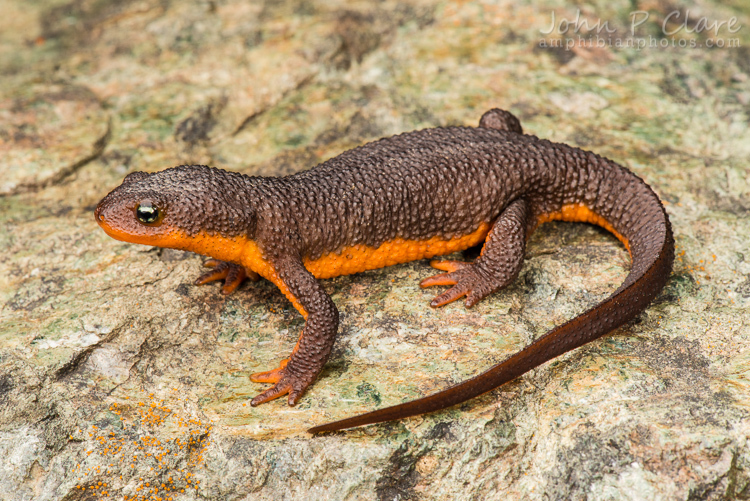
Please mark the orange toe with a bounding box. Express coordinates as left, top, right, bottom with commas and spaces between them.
250, 382, 292, 406
195, 259, 229, 285
429, 260, 468, 273
250, 358, 289, 384
221, 266, 247, 294
420, 273, 457, 288
194, 268, 229, 286
430, 285, 470, 308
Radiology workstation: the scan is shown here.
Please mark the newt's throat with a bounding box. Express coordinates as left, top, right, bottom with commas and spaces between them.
98, 215, 248, 265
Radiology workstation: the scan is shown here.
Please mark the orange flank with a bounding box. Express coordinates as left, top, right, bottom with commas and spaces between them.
98, 212, 493, 317
537, 203, 630, 254
303, 222, 492, 279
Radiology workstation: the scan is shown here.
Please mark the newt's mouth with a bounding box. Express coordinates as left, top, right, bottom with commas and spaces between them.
93, 200, 159, 246
93, 203, 117, 238
94, 202, 118, 238
94, 213, 142, 244
93, 202, 105, 224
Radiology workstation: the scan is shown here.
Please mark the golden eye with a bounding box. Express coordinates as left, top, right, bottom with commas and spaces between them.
135, 202, 162, 226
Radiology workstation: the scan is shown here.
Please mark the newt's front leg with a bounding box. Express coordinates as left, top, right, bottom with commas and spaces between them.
250, 256, 339, 406
194, 259, 260, 295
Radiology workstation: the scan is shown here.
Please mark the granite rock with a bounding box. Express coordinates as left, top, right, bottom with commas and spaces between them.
1, 0, 749, 499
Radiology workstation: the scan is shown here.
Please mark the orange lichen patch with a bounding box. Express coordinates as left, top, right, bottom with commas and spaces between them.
303, 222, 493, 280
675, 248, 717, 287
72, 390, 211, 500
537, 203, 631, 255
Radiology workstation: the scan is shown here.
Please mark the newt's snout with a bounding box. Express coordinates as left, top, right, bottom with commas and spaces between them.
93, 187, 162, 246
93, 200, 106, 225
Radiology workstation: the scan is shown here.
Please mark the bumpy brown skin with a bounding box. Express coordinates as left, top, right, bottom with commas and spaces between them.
94, 109, 674, 433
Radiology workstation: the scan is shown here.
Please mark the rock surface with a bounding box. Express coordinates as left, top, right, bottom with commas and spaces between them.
1, 0, 749, 499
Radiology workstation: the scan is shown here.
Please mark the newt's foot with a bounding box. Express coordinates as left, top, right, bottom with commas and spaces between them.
250, 358, 289, 384
194, 259, 259, 295
250, 360, 311, 406
420, 260, 492, 308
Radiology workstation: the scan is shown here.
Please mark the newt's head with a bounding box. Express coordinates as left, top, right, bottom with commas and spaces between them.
94, 165, 256, 256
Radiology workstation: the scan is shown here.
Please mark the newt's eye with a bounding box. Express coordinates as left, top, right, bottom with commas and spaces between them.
135, 202, 162, 226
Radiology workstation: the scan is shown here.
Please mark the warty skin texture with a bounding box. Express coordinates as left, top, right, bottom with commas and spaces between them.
94, 109, 674, 432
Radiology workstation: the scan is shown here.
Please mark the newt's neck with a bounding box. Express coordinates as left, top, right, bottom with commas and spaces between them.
177, 230, 250, 265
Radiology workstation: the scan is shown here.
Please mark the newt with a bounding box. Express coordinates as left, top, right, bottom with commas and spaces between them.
94, 108, 674, 433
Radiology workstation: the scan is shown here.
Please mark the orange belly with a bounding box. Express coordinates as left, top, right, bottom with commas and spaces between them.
303, 222, 493, 279
537, 203, 630, 254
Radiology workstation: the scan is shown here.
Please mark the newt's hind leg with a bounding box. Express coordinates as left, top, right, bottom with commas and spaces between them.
194, 260, 260, 295
421, 198, 530, 308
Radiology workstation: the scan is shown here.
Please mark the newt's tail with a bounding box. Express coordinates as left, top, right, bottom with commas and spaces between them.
309, 154, 674, 434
